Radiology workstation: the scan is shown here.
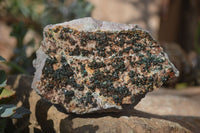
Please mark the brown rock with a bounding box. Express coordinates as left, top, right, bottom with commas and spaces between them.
136, 88, 200, 116
32, 17, 178, 114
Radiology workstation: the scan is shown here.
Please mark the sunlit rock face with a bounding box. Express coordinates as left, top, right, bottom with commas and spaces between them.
32, 17, 179, 114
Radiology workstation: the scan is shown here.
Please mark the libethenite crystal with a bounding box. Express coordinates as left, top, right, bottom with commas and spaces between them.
32, 17, 179, 114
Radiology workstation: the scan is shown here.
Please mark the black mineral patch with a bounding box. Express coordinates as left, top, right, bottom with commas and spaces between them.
64, 90, 74, 103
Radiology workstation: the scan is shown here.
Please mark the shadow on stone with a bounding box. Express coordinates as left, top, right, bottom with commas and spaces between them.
60, 107, 200, 133
35, 99, 55, 133
60, 117, 99, 133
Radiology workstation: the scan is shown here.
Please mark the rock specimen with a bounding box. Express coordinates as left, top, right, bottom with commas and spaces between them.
32, 17, 179, 114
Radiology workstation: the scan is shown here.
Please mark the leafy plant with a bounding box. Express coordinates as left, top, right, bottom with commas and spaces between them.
0, 56, 31, 132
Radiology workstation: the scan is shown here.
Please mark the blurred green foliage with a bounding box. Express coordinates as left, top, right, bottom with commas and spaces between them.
8, 22, 35, 74
40, 0, 94, 28
0, 0, 93, 74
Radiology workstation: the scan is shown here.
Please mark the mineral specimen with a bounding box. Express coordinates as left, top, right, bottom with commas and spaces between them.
32, 17, 179, 114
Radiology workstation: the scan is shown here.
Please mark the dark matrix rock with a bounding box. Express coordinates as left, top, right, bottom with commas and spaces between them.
32, 17, 179, 114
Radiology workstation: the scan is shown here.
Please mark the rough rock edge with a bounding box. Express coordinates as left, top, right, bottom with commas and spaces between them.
32, 47, 47, 95
44, 17, 140, 32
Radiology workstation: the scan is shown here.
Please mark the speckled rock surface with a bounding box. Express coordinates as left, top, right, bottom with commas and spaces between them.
32, 17, 179, 114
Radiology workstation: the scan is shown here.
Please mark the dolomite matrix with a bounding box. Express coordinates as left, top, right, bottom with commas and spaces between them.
32, 17, 179, 114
